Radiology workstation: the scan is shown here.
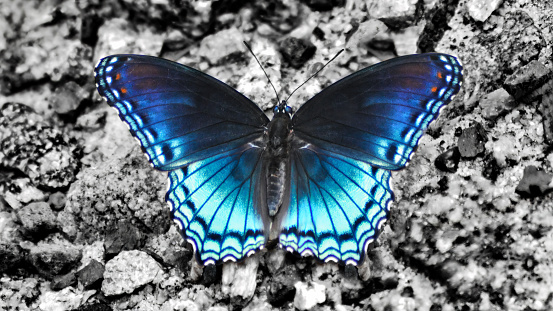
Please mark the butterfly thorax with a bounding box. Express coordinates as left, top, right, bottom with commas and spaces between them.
265, 106, 292, 217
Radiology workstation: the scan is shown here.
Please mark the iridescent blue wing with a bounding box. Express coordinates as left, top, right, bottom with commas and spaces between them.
292, 53, 463, 170
276, 141, 393, 265
95, 55, 269, 171
278, 53, 463, 264
167, 141, 269, 265
95, 55, 271, 265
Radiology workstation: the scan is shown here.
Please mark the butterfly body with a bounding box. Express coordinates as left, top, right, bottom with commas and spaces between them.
265, 104, 292, 216
95, 52, 463, 266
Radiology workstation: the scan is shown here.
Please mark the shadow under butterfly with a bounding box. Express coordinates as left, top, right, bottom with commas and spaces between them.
94, 51, 463, 267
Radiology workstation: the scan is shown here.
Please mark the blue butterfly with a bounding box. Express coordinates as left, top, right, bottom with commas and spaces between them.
95, 52, 462, 266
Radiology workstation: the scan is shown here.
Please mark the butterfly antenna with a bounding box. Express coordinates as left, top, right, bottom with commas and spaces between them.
285, 49, 344, 103
243, 41, 282, 104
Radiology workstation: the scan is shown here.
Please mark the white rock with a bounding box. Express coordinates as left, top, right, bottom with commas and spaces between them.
221, 256, 259, 299
467, 0, 503, 22
293, 281, 326, 310
102, 250, 163, 296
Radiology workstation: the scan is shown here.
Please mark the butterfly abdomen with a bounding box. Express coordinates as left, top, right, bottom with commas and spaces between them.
265, 110, 292, 216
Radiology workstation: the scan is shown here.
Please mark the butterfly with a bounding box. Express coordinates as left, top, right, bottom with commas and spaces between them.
94, 52, 463, 266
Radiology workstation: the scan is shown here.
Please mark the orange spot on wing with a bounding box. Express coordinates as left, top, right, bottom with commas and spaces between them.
121, 88, 127, 94
437, 72, 442, 79
116, 73, 121, 80
431, 86, 438, 93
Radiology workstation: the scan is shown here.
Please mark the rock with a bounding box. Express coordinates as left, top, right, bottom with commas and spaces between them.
72, 303, 113, 311
348, 19, 390, 51
515, 166, 553, 198
467, 0, 503, 22
37, 287, 95, 311
64, 152, 168, 243
480, 88, 516, 120
457, 123, 487, 158
101, 250, 163, 296
300, 0, 345, 11
3, 178, 48, 210
366, 0, 417, 28
504, 60, 552, 103
390, 24, 424, 55
94, 18, 164, 62
491, 11, 544, 76
77, 259, 105, 289
50, 272, 77, 290
539, 79, 553, 146
417, 1, 459, 52
28, 243, 82, 279
48, 192, 66, 211
279, 37, 316, 69
293, 281, 326, 310
434, 147, 461, 173
104, 221, 143, 257
0, 243, 29, 276
0, 102, 81, 189
50, 81, 88, 115
198, 28, 245, 65
17, 202, 58, 241
221, 256, 259, 300
0, 277, 40, 310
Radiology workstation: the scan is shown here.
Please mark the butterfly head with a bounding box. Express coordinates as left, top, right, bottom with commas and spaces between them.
273, 101, 293, 118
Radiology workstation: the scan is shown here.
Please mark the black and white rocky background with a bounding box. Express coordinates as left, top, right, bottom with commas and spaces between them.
1, 0, 552, 310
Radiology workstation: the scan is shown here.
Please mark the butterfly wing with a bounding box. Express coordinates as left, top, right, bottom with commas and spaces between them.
276, 141, 393, 265
95, 55, 271, 265
277, 53, 463, 264
95, 55, 269, 171
292, 53, 463, 170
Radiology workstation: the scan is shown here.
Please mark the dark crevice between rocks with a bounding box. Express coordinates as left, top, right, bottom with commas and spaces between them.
417, 0, 461, 53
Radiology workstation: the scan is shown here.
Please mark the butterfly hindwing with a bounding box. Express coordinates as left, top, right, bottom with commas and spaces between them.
95, 54, 269, 171
276, 141, 393, 265
167, 141, 269, 265
292, 53, 463, 171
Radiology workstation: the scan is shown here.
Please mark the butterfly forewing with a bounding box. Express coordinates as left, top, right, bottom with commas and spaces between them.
292, 53, 463, 171
95, 55, 269, 170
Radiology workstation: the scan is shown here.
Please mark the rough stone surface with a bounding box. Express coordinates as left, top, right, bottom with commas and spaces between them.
0, 102, 81, 189
457, 122, 488, 158
16, 201, 58, 240
467, 0, 503, 22
365, 0, 417, 27
77, 259, 105, 289
504, 60, 552, 102
515, 166, 553, 197
434, 147, 461, 173
37, 287, 96, 311
104, 221, 143, 257
50, 271, 77, 290
293, 281, 326, 310
221, 256, 259, 299
0, 243, 29, 276
101, 250, 164, 296
480, 88, 516, 120
28, 243, 82, 280
198, 27, 245, 65
1, 0, 552, 310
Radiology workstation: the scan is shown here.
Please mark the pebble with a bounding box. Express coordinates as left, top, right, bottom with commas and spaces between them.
101, 250, 164, 296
